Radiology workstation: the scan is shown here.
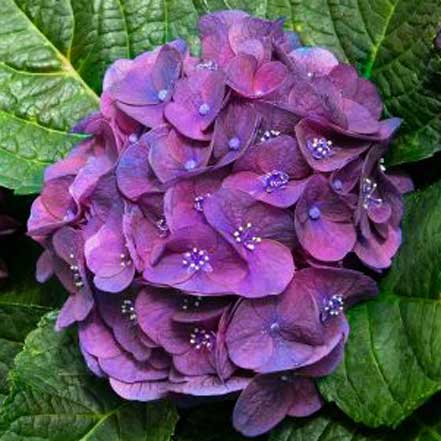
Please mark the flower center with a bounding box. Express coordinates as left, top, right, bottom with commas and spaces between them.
321, 294, 344, 322
128, 133, 138, 143
270, 322, 281, 333
182, 248, 211, 272
361, 178, 383, 209
181, 296, 203, 311
308, 205, 321, 220
69, 252, 84, 289
198, 103, 210, 116
308, 137, 334, 160
120, 253, 132, 268
189, 327, 215, 350
258, 129, 281, 143
194, 193, 211, 212
261, 170, 290, 193
157, 89, 168, 102
156, 218, 169, 237
228, 136, 241, 151
233, 222, 262, 251
184, 159, 197, 170
121, 299, 137, 321
196, 60, 218, 71
332, 179, 343, 191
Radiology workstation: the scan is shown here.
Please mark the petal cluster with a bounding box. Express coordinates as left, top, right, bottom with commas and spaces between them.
28, 10, 412, 437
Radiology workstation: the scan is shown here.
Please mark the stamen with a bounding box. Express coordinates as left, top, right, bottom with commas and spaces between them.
184, 159, 197, 170
261, 170, 289, 193
321, 294, 344, 322
121, 299, 137, 322
196, 60, 218, 71
181, 296, 203, 311
157, 89, 168, 102
194, 193, 211, 212
361, 178, 383, 209
182, 248, 212, 273
69, 252, 84, 289
189, 327, 216, 351
228, 136, 241, 151
307, 137, 334, 160
156, 218, 169, 237
233, 222, 262, 251
120, 252, 132, 268
308, 206, 321, 220
198, 103, 210, 116
258, 129, 281, 143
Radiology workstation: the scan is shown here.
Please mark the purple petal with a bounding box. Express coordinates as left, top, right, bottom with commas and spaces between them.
148, 126, 211, 183
233, 374, 320, 437
85, 208, 135, 293
78, 310, 121, 359
165, 70, 225, 140
117, 141, 160, 200
109, 378, 169, 401
99, 353, 168, 383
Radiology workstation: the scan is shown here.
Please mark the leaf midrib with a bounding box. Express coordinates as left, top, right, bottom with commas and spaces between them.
9, 0, 99, 104
362, 0, 401, 78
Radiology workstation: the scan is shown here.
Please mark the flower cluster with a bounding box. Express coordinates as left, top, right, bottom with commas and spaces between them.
28, 10, 412, 437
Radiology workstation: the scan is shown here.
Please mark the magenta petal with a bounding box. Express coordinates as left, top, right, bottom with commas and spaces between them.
286, 377, 323, 417
169, 375, 250, 396
295, 175, 356, 261
289, 47, 338, 77
297, 336, 345, 377
355, 226, 401, 269
224, 172, 308, 208
254, 61, 288, 96
99, 353, 168, 383
211, 100, 260, 168
135, 288, 178, 345
226, 55, 287, 98
117, 142, 159, 200
148, 126, 211, 183
233, 374, 295, 437
85, 208, 135, 293
296, 119, 369, 172
164, 70, 225, 140
36, 250, 54, 283
173, 348, 216, 376
80, 345, 105, 377
56, 292, 94, 330
342, 99, 380, 134
78, 310, 121, 358
235, 240, 295, 297
109, 378, 169, 401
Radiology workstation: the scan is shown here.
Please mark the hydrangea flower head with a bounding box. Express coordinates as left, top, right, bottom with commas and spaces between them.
28, 9, 412, 437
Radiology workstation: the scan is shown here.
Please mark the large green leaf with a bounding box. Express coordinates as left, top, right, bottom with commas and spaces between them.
0, 232, 66, 403
0, 312, 179, 441
269, 396, 441, 441
0, 0, 201, 194
319, 180, 441, 428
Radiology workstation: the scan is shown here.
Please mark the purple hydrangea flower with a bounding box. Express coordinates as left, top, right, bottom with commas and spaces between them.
27, 8, 412, 437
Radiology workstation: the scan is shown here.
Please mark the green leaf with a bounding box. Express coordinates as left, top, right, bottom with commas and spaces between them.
0, 0, 201, 194
319, 180, 441, 428
0, 312, 179, 441
0, 233, 66, 403
269, 396, 441, 441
